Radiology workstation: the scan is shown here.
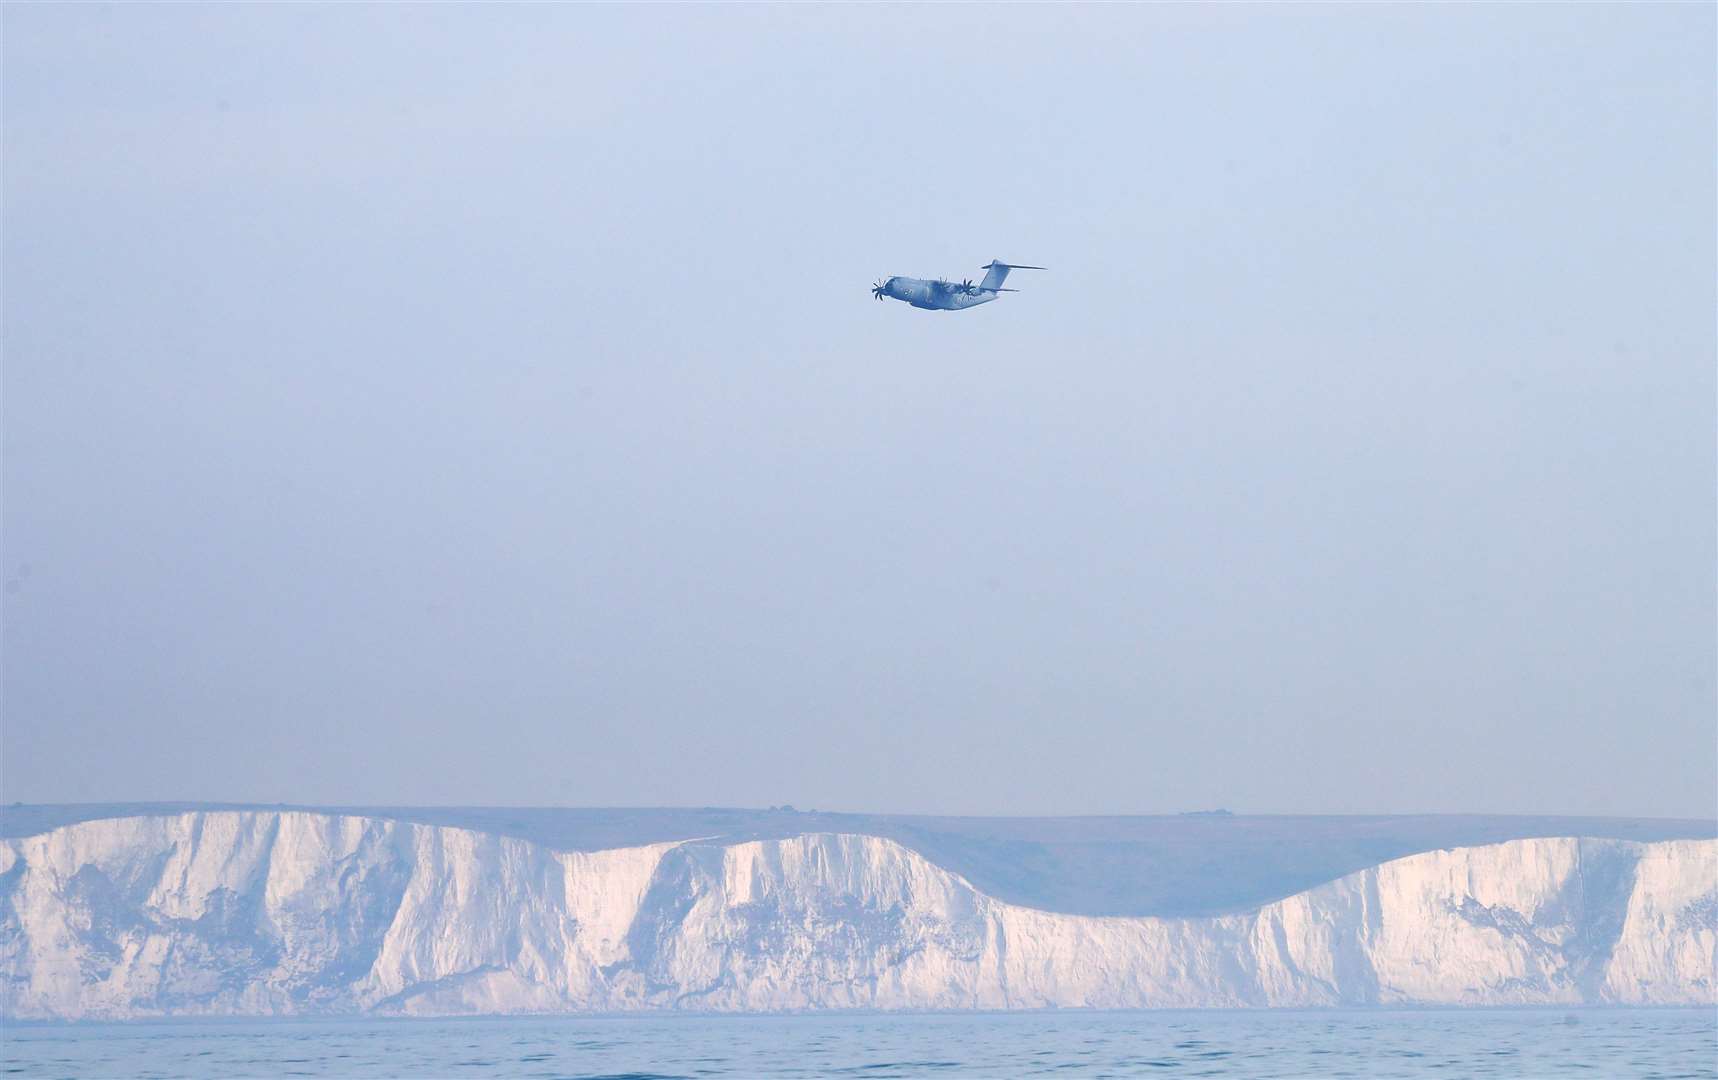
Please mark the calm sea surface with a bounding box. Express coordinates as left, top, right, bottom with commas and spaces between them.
4, 1009, 1714, 1079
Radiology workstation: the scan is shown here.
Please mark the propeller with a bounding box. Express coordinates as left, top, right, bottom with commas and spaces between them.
961, 278, 976, 294
872, 279, 887, 301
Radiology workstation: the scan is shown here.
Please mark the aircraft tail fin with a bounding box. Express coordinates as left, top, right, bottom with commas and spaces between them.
978, 260, 1046, 292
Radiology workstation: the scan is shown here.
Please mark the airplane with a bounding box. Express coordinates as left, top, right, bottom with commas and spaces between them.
871, 260, 1045, 311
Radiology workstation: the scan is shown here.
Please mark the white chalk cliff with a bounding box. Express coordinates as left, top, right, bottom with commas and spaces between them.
1, 812, 1712, 1018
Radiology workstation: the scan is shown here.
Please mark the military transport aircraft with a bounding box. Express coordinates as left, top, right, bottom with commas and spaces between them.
871, 260, 1045, 311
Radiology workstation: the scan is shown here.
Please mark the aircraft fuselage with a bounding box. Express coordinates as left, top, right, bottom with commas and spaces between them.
874, 276, 998, 311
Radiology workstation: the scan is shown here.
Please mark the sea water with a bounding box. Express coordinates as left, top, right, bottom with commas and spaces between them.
4, 1008, 1714, 1078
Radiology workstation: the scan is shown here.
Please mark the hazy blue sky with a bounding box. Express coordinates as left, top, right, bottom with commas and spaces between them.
4, 4, 1713, 816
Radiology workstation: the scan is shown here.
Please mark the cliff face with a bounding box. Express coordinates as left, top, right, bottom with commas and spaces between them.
2, 812, 1712, 1019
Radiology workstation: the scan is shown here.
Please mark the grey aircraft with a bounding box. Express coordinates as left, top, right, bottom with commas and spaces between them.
871, 260, 1045, 311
